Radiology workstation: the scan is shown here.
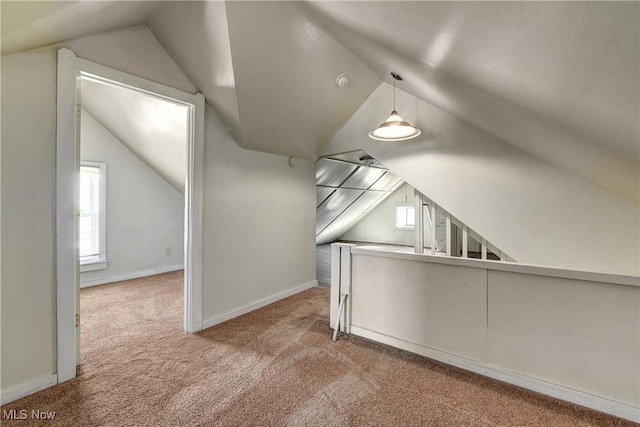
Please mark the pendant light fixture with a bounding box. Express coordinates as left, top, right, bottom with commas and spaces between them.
369, 72, 421, 141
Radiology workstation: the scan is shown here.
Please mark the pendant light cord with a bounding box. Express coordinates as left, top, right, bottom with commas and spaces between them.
393, 79, 396, 110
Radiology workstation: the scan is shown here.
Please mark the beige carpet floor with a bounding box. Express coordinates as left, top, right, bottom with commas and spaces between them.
1, 271, 636, 426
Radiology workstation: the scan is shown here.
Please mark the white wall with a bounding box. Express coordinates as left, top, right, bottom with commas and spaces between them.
1, 25, 316, 398
1, 47, 58, 393
79, 110, 184, 287
341, 183, 417, 246
201, 105, 317, 324
321, 83, 640, 276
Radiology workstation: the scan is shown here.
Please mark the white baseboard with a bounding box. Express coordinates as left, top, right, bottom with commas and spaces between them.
80, 264, 184, 288
201, 280, 318, 330
1, 374, 58, 406
350, 326, 639, 424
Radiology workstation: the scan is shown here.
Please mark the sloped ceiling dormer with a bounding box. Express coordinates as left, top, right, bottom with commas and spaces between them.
221, 1, 379, 159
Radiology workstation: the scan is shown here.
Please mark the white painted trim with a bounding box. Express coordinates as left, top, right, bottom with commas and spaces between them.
201, 281, 318, 330
340, 248, 352, 334
350, 326, 639, 423
79, 261, 107, 273
77, 58, 197, 104
1, 375, 58, 406
351, 247, 639, 287
462, 224, 468, 258
430, 203, 436, 255
184, 93, 205, 333
445, 213, 451, 256
79, 160, 107, 264
56, 48, 78, 384
414, 189, 423, 254
330, 245, 341, 329
481, 237, 488, 260
80, 264, 185, 288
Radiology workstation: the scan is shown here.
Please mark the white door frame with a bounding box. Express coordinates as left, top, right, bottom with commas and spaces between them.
56, 48, 205, 384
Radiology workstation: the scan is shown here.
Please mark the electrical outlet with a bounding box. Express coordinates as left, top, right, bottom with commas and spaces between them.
165, 247, 172, 256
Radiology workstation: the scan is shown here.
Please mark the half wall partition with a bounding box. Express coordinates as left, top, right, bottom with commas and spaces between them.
330, 243, 640, 423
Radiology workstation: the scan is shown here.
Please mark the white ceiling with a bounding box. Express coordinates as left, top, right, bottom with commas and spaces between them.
304, 1, 639, 200
3, 1, 638, 201
307, 1, 639, 157
148, 1, 242, 142
0, 1, 163, 55
223, 1, 380, 159
81, 79, 188, 194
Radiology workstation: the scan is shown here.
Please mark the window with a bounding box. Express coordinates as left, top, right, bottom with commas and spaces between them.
79, 161, 107, 271
395, 205, 415, 229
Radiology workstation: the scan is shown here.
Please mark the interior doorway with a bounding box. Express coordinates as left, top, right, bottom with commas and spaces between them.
77, 75, 189, 364
56, 48, 205, 384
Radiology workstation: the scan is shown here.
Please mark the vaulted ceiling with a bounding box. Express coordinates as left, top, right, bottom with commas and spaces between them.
0, 1, 162, 54
81, 79, 188, 194
306, 1, 639, 202
2, 1, 638, 203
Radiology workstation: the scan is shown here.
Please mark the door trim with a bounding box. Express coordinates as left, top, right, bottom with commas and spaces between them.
56, 48, 205, 384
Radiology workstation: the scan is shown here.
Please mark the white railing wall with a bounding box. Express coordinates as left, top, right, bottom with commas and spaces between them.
413, 189, 509, 260
331, 245, 640, 423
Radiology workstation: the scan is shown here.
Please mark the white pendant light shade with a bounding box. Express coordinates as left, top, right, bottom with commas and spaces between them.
368, 109, 421, 141
369, 72, 421, 142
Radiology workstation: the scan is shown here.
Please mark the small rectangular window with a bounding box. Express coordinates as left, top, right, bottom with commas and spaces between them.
79, 161, 107, 268
396, 205, 415, 229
